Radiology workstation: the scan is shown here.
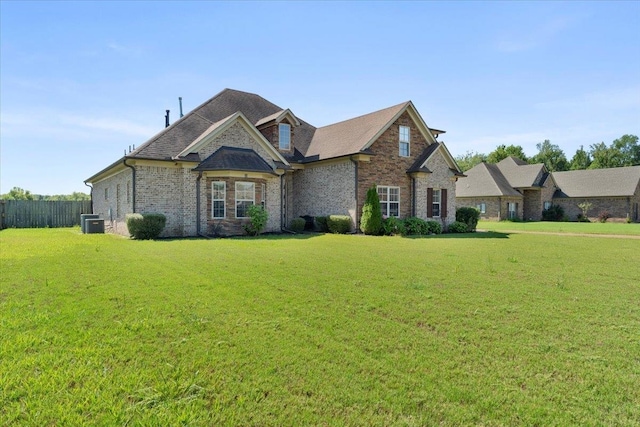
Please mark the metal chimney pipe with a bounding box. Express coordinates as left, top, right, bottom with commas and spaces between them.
179, 97, 184, 118
165, 110, 170, 128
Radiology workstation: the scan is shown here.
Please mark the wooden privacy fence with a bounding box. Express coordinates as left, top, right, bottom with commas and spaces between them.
0, 200, 93, 229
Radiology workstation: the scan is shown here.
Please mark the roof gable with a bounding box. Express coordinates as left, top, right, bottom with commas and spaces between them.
175, 111, 289, 165
255, 109, 301, 127
456, 162, 522, 198
496, 157, 546, 188
552, 166, 640, 198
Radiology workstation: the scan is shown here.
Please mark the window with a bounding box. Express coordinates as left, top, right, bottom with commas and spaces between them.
212, 181, 226, 218
279, 123, 291, 150
508, 202, 518, 219
104, 188, 109, 200
476, 203, 486, 214
235, 182, 255, 218
261, 183, 266, 208
399, 125, 410, 157
432, 189, 441, 217
543, 201, 552, 210
377, 186, 400, 217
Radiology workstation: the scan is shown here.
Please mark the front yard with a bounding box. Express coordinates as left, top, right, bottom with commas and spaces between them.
1, 228, 638, 426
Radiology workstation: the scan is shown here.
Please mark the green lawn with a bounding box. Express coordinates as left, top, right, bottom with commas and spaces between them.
478, 220, 640, 236
1, 228, 639, 426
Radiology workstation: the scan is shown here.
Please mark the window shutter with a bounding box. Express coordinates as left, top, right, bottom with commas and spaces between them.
427, 188, 433, 217
442, 189, 448, 218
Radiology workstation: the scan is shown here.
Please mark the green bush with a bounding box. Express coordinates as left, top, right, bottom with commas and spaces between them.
381, 217, 405, 236
456, 207, 480, 232
360, 186, 383, 235
290, 218, 306, 233
403, 217, 429, 235
542, 204, 565, 222
126, 213, 166, 240
448, 221, 468, 233
315, 216, 329, 232
243, 205, 268, 236
426, 220, 442, 235
327, 215, 352, 234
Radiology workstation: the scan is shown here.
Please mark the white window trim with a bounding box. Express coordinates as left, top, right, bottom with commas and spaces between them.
476, 203, 486, 214
279, 123, 291, 150
399, 125, 410, 157
377, 185, 400, 217
235, 181, 255, 219
432, 189, 441, 218
544, 201, 552, 210
212, 181, 226, 219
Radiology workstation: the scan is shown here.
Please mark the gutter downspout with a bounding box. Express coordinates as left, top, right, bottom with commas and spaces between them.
83, 181, 93, 213
280, 174, 285, 232
411, 177, 416, 217
350, 157, 359, 231
123, 158, 136, 213
196, 172, 203, 236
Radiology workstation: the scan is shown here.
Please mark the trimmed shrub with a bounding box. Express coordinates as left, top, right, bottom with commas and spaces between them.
381, 217, 405, 236
403, 217, 429, 235
126, 213, 166, 240
315, 216, 329, 232
448, 221, 468, 233
327, 215, 352, 234
426, 220, 442, 235
542, 204, 565, 222
243, 205, 268, 236
456, 207, 480, 232
598, 211, 611, 223
290, 218, 306, 233
360, 186, 383, 235
577, 214, 590, 223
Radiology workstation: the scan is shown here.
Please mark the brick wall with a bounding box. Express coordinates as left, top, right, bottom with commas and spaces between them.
92, 168, 133, 236
200, 122, 276, 169
553, 196, 640, 222
457, 196, 524, 221
292, 160, 356, 224
257, 121, 295, 157
357, 111, 457, 226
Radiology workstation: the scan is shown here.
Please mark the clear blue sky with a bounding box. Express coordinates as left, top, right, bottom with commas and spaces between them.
1, 1, 639, 195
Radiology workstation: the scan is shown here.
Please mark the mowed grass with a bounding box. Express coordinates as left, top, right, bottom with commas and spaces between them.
478, 219, 640, 236
1, 229, 639, 426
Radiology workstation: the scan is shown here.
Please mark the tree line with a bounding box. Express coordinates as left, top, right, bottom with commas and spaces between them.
455, 134, 640, 172
0, 187, 90, 201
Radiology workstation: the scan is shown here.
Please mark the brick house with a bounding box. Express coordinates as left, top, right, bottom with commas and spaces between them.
456, 158, 640, 222
552, 166, 640, 222
455, 157, 555, 220
85, 89, 464, 237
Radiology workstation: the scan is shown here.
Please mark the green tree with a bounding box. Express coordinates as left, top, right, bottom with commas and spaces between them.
360, 185, 383, 235
589, 142, 622, 169
612, 134, 640, 166
530, 140, 568, 172
1, 187, 34, 200
486, 144, 528, 163
569, 145, 592, 170
455, 150, 487, 172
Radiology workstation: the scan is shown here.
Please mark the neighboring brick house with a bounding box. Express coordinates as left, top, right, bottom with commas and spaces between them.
455, 157, 555, 220
552, 166, 640, 222
85, 89, 464, 237
456, 158, 640, 222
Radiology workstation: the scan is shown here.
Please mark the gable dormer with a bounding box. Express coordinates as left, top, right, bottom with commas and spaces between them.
255, 109, 300, 155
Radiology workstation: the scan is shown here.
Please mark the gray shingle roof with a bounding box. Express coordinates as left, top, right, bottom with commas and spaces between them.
496, 157, 546, 188
130, 89, 317, 161
456, 162, 522, 197
552, 166, 640, 198
407, 143, 440, 173
304, 102, 409, 160
193, 147, 275, 174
